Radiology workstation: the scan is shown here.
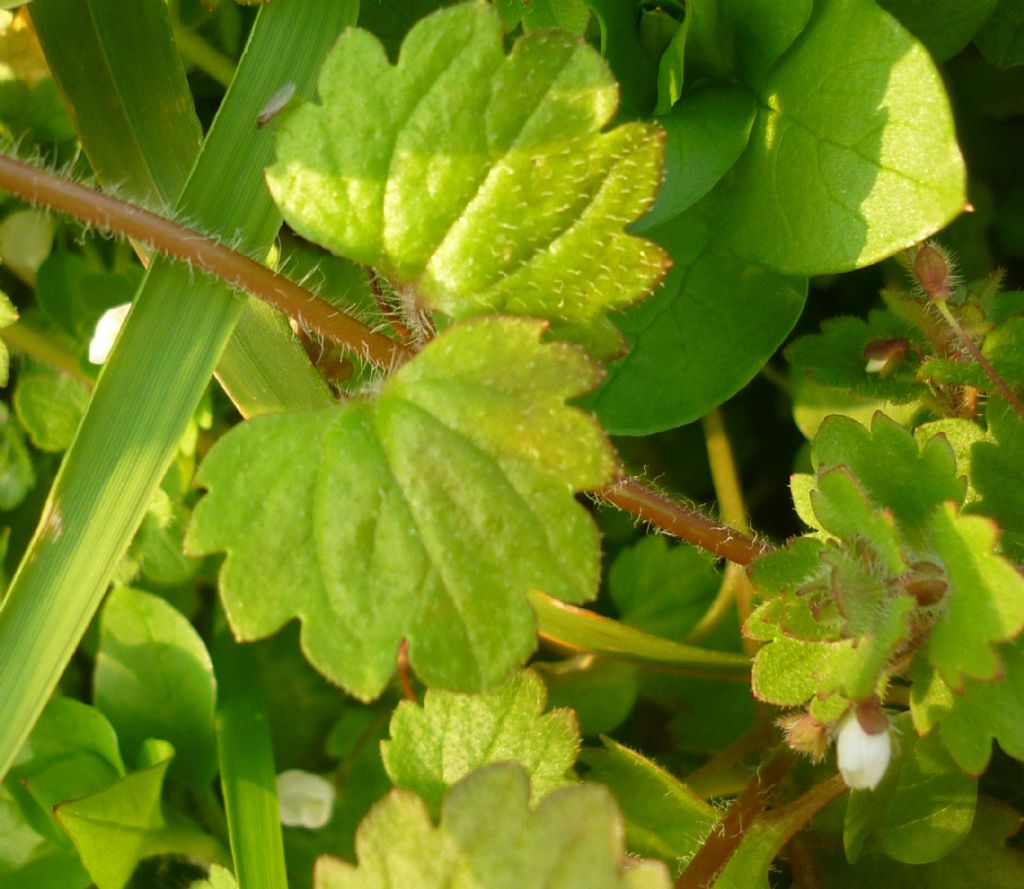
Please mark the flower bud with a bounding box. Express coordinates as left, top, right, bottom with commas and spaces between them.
835, 705, 891, 791
863, 338, 908, 376
913, 243, 953, 301
778, 712, 829, 762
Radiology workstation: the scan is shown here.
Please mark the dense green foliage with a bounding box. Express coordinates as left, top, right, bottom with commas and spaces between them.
0, 1, 1023, 887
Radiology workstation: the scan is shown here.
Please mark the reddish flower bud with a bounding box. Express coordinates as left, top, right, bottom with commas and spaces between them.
914, 244, 953, 301
863, 337, 909, 376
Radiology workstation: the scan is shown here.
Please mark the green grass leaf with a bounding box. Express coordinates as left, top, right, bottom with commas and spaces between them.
189, 317, 615, 699
382, 669, 578, 813
267, 1, 668, 356
314, 763, 671, 889
94, 587, 216, 789
708, 0, 966, 275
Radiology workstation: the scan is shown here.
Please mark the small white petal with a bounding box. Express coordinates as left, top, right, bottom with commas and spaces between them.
88, 303, 132, 365
864, 356, 888, 374
277, 769, 336, 829
836, 712, 891, 790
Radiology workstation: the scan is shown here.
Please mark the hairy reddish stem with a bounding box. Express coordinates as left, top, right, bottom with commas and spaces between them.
0, 155, 773, 565
676, 753, 792, 889
601, 477, 772, 565
0, 154, 410, 369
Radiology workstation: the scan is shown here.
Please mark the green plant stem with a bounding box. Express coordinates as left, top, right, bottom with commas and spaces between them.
1, 323, 90, 383
172, 22, 237, 88
0, 154, 409, 370
933, 298, 1024, 421
601, 476, 771, 565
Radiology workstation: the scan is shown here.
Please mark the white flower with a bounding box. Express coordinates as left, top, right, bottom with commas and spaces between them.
836, 711, 891, 791
276, 769, 336, 829
88, 303, 131, 365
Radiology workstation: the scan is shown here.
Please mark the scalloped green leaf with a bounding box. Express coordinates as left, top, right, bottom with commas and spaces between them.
314, 763, 671, 889
970, 400, 1024, 562
706, 0, 966, 276
785, 312, 926, 403
813, 413, 964, 531
911, 637, 1024, 774
925, 504, 1024, 690
607, 535, 721, 641
188, 318, 614, 700
266, 1, 668, 356
381, 670, 579, 813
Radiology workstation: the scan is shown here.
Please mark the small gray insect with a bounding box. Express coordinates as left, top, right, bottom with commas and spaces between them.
257, 83, 297, 128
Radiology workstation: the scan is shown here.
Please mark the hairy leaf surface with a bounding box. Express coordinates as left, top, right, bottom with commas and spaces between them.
189, 318, 614, 699
382, 669, 578, 812
314, 763, 670, 889
267, 1, 667, 356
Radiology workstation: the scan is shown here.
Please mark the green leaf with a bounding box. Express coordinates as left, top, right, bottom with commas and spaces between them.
580, 738, 718, 877
528, 590, 751, 679
314, 763, 671, 889
54, 750, 216, 889
844, 713, 977, 865
918, 318, 1024, 396
636, 84, 757, 230
0, 288, 15, 387
812, 413, 964, 531
924, 504, 1024, 689
876, 0, 998, 61
34, 252, 139, 346
0, 404, 34, 510
790, 376, 918, 442
586, 212, 806, 434
535, 656, 638, 737
12, 360, 90, 452
382, 669, 578, 813
266, 1, 668, 356
93, 587, 216, 788
582, 0, 659, 118
189, 318, 614, 699
651, 9, 687, 115
190, 865, 238, 889
707, 0, 966, 276
911, 637, 1024, 774
819, 798, 1024, 888
6, 697, 125, 850
684, 0, 812, 86
785, 313, 926, 403
975, 0, 1024, 67
970, 400, 1024, 562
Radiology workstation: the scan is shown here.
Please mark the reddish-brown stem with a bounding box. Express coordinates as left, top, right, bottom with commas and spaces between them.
676, 753, 792, 889
396, 639, 417, 703
0, 154, 411, 369
934, 298, 1024, 422
785, 834, 821, 889
368, 274, 415, 345
600, 476, 772, 566
0, 156, 773, 564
